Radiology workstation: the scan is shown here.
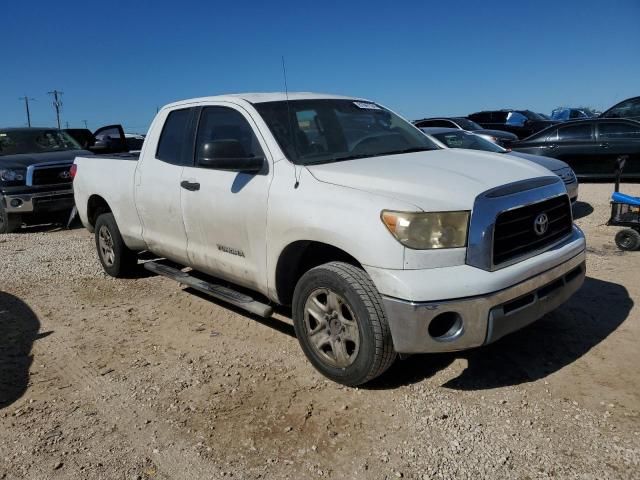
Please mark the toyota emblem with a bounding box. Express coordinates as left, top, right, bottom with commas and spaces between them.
533, 213, 549, 236
58, 170, 72, 179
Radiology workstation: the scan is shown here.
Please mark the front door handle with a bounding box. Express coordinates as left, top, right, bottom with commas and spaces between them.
547, 144, 558, 149
599, 142, 610, 149
180, 180, 200, 191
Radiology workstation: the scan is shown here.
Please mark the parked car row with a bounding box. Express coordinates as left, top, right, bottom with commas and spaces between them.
420, 127, 579, 202
413, 96, 640, 179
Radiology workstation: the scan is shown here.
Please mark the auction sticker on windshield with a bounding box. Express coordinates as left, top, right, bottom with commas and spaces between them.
353, 102, 381, 110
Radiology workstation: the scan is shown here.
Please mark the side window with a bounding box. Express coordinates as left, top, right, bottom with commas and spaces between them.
156, 108, 192, 165
530, 128, 556, 142
416, 120, 450, 128
557, 124, 593, 141
491, 112, 508, 123
469, 112, 490, 123
506, 112, 527, 127
195, 107, 264, 165
599, 122, 640, 140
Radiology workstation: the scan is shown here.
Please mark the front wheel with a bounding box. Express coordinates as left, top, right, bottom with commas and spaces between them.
94, 213, 138, 277
292, 262, 396, 386
615, 228, 640, 251
0, 203, 21, 234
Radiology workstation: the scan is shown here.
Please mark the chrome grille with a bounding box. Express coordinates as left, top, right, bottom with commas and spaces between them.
493, 195, 572, 266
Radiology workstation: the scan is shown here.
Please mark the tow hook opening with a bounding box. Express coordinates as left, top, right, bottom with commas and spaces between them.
428, 312, 464, 341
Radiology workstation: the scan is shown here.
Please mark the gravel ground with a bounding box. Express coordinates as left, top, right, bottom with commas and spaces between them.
1, 183, 639, 479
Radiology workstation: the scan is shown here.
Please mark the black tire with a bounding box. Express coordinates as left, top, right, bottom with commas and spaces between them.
292, 261, 396, 386
94, 213, 137, 277
615, 228, 640, 251
0, 203, 21, 234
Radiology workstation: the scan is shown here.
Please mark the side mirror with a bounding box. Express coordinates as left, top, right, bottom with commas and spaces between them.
197, 140, 264, 173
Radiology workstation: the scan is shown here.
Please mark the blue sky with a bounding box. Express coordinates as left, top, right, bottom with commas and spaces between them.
1, 0, 638, 133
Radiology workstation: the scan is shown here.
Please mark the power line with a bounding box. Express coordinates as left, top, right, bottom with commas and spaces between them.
18, 95, 35, 127
47, 90, 64, 129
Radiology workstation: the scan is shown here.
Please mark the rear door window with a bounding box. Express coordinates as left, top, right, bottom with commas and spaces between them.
598, 122, 640, 140
557, 124, 593, 141
156, 108, 193, 165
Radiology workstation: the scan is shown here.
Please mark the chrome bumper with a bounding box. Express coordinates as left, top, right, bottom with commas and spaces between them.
382, 250, 586, 354
1, 189, 74, 213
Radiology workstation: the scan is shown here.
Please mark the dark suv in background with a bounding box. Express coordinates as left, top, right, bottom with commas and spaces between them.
600, 96, 640, 122
467, 109, 557, 139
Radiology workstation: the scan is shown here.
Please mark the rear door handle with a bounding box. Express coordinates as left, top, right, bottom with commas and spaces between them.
547, 144, 558, 149
180, 180, 200, 191
599, 142, 610, 149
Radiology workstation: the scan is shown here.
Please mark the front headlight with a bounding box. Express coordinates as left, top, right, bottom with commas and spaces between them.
0, 169, 25, 182
381, 210, 470, 249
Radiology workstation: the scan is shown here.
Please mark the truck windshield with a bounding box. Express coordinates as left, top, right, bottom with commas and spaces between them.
253, 99, 438, 165
0, 129, 82, 156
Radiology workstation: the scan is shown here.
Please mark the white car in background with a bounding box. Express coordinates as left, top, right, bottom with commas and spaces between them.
420, 127, 579, 203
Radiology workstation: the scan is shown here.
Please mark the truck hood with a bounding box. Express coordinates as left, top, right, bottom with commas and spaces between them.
0, 149, 92, 169
306, 149, 552, 211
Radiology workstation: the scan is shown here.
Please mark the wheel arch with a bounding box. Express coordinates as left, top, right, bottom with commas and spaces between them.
274, 240, 363, 306
86, 194, 112, 229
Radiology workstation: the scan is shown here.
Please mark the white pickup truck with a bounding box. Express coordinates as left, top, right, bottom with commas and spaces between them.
73, 93, 586, 385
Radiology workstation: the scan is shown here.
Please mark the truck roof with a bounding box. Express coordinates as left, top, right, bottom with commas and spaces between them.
163, 92, 367, 109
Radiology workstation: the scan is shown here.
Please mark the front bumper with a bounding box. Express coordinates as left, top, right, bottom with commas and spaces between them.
380, 244, 586, 354
1, 188, 75, 214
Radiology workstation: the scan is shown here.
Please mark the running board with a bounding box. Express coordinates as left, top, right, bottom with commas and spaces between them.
144, 261, 274, 318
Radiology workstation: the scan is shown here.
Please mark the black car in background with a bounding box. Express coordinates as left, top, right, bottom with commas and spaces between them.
0, 124, 129, 233
0, 128, 90, 233
600, 96, 640, 122
510, 118, 640, 179
412, 117, 518, 146
467, 109, 558, 139
64, 124, 129, 154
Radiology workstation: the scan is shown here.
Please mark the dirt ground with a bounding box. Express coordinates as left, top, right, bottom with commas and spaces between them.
1, 183, 639, 479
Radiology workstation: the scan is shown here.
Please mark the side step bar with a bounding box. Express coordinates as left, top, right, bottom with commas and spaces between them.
144, 261, 274, 318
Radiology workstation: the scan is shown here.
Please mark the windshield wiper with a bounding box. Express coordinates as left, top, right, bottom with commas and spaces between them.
305, 153, 372, 165
304, 147, 434, 166
377, 147, 434, 155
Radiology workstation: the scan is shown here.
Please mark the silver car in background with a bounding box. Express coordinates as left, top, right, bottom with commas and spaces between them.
420, 127, 579, 203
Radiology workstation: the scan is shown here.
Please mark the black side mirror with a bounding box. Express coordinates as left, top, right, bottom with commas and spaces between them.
198, 140, 264, 173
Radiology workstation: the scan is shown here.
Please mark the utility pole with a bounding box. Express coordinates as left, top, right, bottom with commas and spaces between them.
19, 95, 35, 127
82, 120, 88, 129
65, 121, 70, 129
47, 90, 63, 129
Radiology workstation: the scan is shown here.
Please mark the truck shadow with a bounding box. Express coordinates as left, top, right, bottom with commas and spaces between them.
0, 292, 46, 409
368, 276, 632, 390
572, 201, 594, 220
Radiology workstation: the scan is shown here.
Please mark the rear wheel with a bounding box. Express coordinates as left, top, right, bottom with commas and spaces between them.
615, 228, 640, 251
292, 262, 396, 386
0, 204, 21, 234
94, 213, 137, 277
